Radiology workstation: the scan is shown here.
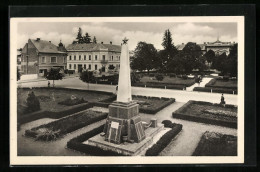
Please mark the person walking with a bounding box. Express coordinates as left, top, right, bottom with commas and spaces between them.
220, 93, 226, 106
48, 81, 50, 88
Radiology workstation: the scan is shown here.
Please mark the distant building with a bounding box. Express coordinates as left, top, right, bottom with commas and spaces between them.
66, 42, 121, 73
17, 49, 22, 70
176, 38, 235, 56
20, 38, 67, 77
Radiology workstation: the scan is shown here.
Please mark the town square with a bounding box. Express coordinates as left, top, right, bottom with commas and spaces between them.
11, 17, 242, 163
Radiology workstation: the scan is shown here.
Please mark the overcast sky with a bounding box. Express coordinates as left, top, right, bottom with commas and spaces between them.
17, 22, 237, 51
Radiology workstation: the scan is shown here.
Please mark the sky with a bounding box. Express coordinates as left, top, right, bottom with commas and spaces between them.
17, 22, 237, 51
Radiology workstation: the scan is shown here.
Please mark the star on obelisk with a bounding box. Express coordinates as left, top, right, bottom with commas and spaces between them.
122, 37, 129, 44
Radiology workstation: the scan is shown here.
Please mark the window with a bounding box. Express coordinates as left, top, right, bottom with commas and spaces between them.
41, 57, 46, 63
119, 56, 120, 61
84, 64, 86, 69
111, 56, 113, 61
89, 55, 91, 60
69, 64, 71, 69
63, 57, 66, 63
102, 55, 105, 60
69, 56, 72, 60
84, 55, 86, 60
79, 55, 81, 60
95, 55, 97, 60
89, 64, 91, 70
74, 64, 76, 69
74, 55, 76, 60
95, 64, 97, 70
50, 57, 57, 63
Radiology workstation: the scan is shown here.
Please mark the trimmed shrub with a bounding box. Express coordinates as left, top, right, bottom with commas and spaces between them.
193, 87, 237, 94
145, 123, 182, 156
155, 74, 164, 82
26, 91, 40, 113
182, 74, 188, 80
161, 120, 172, 128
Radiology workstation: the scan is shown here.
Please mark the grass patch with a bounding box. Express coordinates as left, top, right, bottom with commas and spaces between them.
206, 78, 237, 89
140, 76, 195, 87
97, 95, 175, 114
25, 110, 107, 141
172, 100, 237, 128
193, 87, 237, 94
17, 87, 113, 124
193, 131, 237, 156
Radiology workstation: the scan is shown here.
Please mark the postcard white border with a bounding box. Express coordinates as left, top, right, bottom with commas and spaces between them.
10, 16, 244, 165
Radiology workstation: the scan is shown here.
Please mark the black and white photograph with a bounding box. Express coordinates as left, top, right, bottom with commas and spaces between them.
10, 16, 245, 165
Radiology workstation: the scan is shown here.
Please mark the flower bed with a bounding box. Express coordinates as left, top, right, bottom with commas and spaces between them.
145, 122, 183, 156
192, 131, 237, 156
25, 110, 107, 141
193, 87, 237, 94
67, 124, 123, 156
172, 100, 237, 128
97, 95, 175, 114
17, 87, 113, 124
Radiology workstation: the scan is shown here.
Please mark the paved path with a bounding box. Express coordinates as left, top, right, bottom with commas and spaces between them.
186, 77, 213, 91
18, 77, 237, 105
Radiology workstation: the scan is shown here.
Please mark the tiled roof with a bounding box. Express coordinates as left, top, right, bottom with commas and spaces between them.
30, 39, 67, 54
66, 43, 121, 52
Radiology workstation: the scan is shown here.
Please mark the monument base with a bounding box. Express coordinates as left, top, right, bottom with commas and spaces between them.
86, 124, 163, 156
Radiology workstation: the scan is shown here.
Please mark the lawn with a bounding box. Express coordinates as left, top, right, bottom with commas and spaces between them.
140, 76, 195, 87
98, 95, 175, 114
192, 131, 237, 156
18, 88, 112, 115
25, 110, 107, 141
172, 101, 237, 128
205, 79, 237, 89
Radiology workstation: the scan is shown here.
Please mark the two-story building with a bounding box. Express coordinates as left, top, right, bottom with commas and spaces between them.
20, 38, 67, 78
66, 42, 121, 73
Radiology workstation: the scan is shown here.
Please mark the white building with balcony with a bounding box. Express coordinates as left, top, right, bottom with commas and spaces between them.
66, 42, 121, 73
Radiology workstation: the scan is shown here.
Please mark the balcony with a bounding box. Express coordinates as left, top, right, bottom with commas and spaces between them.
100, 59, 108, 64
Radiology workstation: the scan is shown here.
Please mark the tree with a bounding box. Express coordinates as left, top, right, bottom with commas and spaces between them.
93, 36, 97, 44
160, 29, 178, 72
83, 32, 91, 43
80, 70, 95, 83
131, 72, 140, 84
76, 27, 84, 44
45, 68, 63, 87
17, 67, 21, 81
108, 64, 115, 70
131, 42, 158, 74
26, 91, 40, 113
155, 74, 164, 82
212, 52, 227, 74
204, 49, 215, 65
225, 43, 238, 77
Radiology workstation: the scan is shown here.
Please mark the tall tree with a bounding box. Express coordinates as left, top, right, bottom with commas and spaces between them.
131, 42, 158, 74
76, 27, 84, 44
226, 43, 237, 77
93, 36, 97, 44
45, 68, 63, 87
204, 49, 215, 64
83, 32, 92, 43
212, 52, 227, 73
160, 29, 178, 72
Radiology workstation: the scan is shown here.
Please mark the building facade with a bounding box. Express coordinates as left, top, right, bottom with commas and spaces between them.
20, 38, 67, 77
66, 42, 121, 73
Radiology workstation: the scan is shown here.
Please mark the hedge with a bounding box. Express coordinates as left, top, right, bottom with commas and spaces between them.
133, 82, 185, 90
67, 124, 124, 156
25, 111, 108, 140
172, 101, 237, 129
205, 78, 238, 90
145, 123, 182, 156
193, 87, 237, 94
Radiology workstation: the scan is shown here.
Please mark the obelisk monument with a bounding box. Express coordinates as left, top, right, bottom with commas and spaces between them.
103, 38, 146, 144
117, 38, 132, 102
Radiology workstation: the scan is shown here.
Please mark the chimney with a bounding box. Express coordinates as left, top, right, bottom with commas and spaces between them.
101, 42, 103, 44
36, 38, 40, 41
110, 41, 112, 44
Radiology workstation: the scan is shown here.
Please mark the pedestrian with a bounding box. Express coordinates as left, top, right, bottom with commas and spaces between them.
48, 81, 50, 88
220, 93, 226, 106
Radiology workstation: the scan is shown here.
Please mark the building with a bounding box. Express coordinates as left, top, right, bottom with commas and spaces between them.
176, 38, 235, 56
20, 38, 67, 78
66, 42, 121, 73
17, 49, 22, 70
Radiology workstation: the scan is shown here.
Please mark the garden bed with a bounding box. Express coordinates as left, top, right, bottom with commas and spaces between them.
192, 131, 237, 156
205, 78, 237, 90
172, 100, 237, 128
96, 95, 175, 114
67, 124, 123, 156
145, 121, 183, 156
17, 87, 113, 124
25, 110, 107, 141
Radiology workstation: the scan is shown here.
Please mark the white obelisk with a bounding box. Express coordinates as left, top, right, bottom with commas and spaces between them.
117, 38, 132, 103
